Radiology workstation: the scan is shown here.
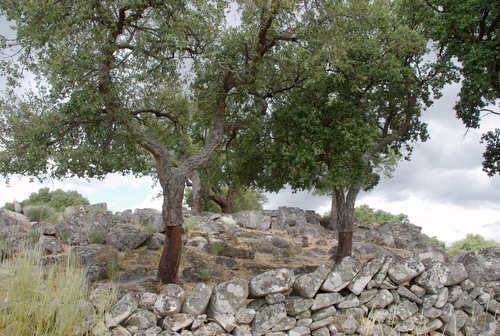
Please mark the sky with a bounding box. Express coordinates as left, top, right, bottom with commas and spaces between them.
1, 15, 499, 246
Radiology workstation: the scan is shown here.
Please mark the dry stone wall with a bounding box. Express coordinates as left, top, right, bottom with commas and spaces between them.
102, 251, 500, 336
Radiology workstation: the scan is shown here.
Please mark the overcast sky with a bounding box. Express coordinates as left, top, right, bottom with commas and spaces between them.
1, 15, 499, 246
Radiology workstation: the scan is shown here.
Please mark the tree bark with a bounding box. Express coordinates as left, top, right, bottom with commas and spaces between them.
157, 225, 183, 284
208, 189, 235, 214
329, 196, 337, 230
190, 171, 203, 215
333, 185, 361, 263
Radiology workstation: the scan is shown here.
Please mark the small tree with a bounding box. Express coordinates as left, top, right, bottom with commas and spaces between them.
3, 188, 89, 212
448, 233, 500, 254
354, 205, 410, 224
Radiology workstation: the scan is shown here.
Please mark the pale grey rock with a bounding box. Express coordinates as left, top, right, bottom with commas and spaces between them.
111, 324, 132, 336
445, 263, 468, 286
453, 292, 474, 309
413, 318, 443, 335
284, 296, 314, 315
209, 279, 249, 315
359, 288, 378, 303
435, 287, 449, 308
331, 311, 360, 335
365, 289, 394, 309
73, 244, 119, 282
309, 316, 333, 331
447, 285, 463, 303
397, 285, 422, 304
415, 258, 449, 294
124, 310, 157, 332
132, 208, 163, 232
295, 318, 312, 327
233, 325, 252, 336
277, 207, 306, 227
336, 294, 360, 309
484, 299, 500, 315
293, 310, 311, 319
145, 233, 166, 250
321, 256, 361, 292
387, 257, 425, 285
347, 257, 384, 295
465, 312, 498, 336
154, 294, 182, 317
0, 209, 29, 229
367, 256, 395, 289
265, 293, 286, 304
311, 305, 337, 321
441, 309, 468, 335
139, 292, 158, 310
389, 298, 419, 321
162, 314, 194, 332
193, 322, 223, 336
463, 300, 485, 315
459, 278, 475, 291
163, 284, 186, 302
439, 302, 455, 323
423, 306, 442, 318
368, 309, 390, 323
252, 303, 287, 336
410, 284, 426, 298
311, 293, 344, 310
30, 221, 57, 236
191, 314, 207, 331
235, 308, 256, 324
212, 312, 237, 332
185, 236, 208, 248
455, 251, 484, 285
311, 326, 330, 336
422, 294, 438, 309
287, 326, 311, 336
234, 211, 271, 231
105, 293, 139, 328
182, 283, 212, 316
39, 235, 63, 254
378, 278, 398, 290
293, 265, 331, 298
271, 316, 296, 331
249, 269, 295, 297
479, 247, 500, 281
114, 210, 133, 223
105, 224, 152, 251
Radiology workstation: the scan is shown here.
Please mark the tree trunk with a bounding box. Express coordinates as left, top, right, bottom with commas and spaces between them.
190, 171, 203, 215
208, 189, 235, 214
329, 196, 337, 230
157, 181, 186, 284
333, 185, 361, 263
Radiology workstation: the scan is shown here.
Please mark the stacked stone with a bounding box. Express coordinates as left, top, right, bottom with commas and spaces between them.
102, 250, 500, 336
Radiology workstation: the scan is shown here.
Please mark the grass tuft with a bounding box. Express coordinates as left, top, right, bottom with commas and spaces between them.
89, 227, 106, 244
23, 206, 62, 224
0, 246, 95, 336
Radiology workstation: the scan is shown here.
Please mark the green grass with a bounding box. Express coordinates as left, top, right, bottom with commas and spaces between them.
185, 218, 199, 232
210, 243, 225, 256
106, 256, 120, 280
197, 265, 211, 282
0, 246, 96, 335
89, 227, 106, 244
23, 206, 62, 224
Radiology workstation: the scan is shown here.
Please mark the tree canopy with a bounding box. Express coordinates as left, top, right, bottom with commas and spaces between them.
354, 204, 410, 224
448, 233, 500, 254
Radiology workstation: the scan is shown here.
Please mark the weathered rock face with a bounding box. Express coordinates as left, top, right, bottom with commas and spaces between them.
131, 208, 164, 233
0, 209, 29, 229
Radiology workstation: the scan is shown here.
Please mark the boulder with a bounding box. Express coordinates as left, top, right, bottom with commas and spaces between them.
0, 209, 29, 229
387, 257, 425, 285
105, 293, 138, 328
105, 224, 152, 251
293, 265, 331, 298
234, 211, 271, 231
415, 258, 449, 294
131, 208, 163, 233
182, 283, 212, 316
208, 278, 249, 315
321, 256, 361, 292
249, 268, 296, 297
252, 303, 287, 336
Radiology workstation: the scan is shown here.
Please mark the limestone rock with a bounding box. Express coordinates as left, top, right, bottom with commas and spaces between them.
249, 269, 295, 297
0, 209, 29, 229
234, 211, 271, 230
387, 257, 425, 284
154, 294, 182, 317
131, 208, 163, 232
105, 224, 152, 251
347, 257, 384, 295
163, 314, 195, 332
415, 258, 449, 294
252, 303, 287, 336
321, 256, 361, 292
182, 283, 212, 316
105, 293, 138, 328
208, 278, 249, 315
293, 265, 331, 299
124, 309, 157, 332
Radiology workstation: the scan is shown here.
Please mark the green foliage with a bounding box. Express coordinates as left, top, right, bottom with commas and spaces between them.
185, 218, 199, 232
145, 224, 155, 234
430, 236, 446, 249
197, 265, 211, 282
354, 205, 410, 224
23, 205, 61, 224
3, 188, 89, 213
135, 246, 148, 254
184, 187, 268, 213
89, 227, 106, 244
0, 247, 94, 336
123, 247, 132, 259
448, 234, 500, 254
210, 243, 225, 256
106, 256, 120, 280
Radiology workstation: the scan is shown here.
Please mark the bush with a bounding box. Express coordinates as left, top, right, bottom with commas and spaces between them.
448, 234, 500, 254
354, 204, 410, 224
0, 246, 95, 335
89, 227, 106, 244
430, 236, 446, 249
3, 188, 89, 213
23, 205, 61, 223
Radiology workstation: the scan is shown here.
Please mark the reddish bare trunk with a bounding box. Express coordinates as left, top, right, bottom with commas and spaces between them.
208, 189, 235, 214
157, 225, 183, 284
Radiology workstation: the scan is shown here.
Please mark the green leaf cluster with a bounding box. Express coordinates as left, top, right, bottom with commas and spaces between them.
3, 187, 89, 212
184, 187, 268, 214
448, 233, 500, 254
353, 204, 410, 224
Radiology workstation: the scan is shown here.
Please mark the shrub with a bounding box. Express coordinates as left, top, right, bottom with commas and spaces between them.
197, 265, 211, 282
89, 227, 106, 244
24, 205, 61, 223
3, 188, 89, 213
430, 236, 446, 249
0, 246, 95, 335
448, 233, 500, 254
210, 243, 225, 256
106, 256, 120, 280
